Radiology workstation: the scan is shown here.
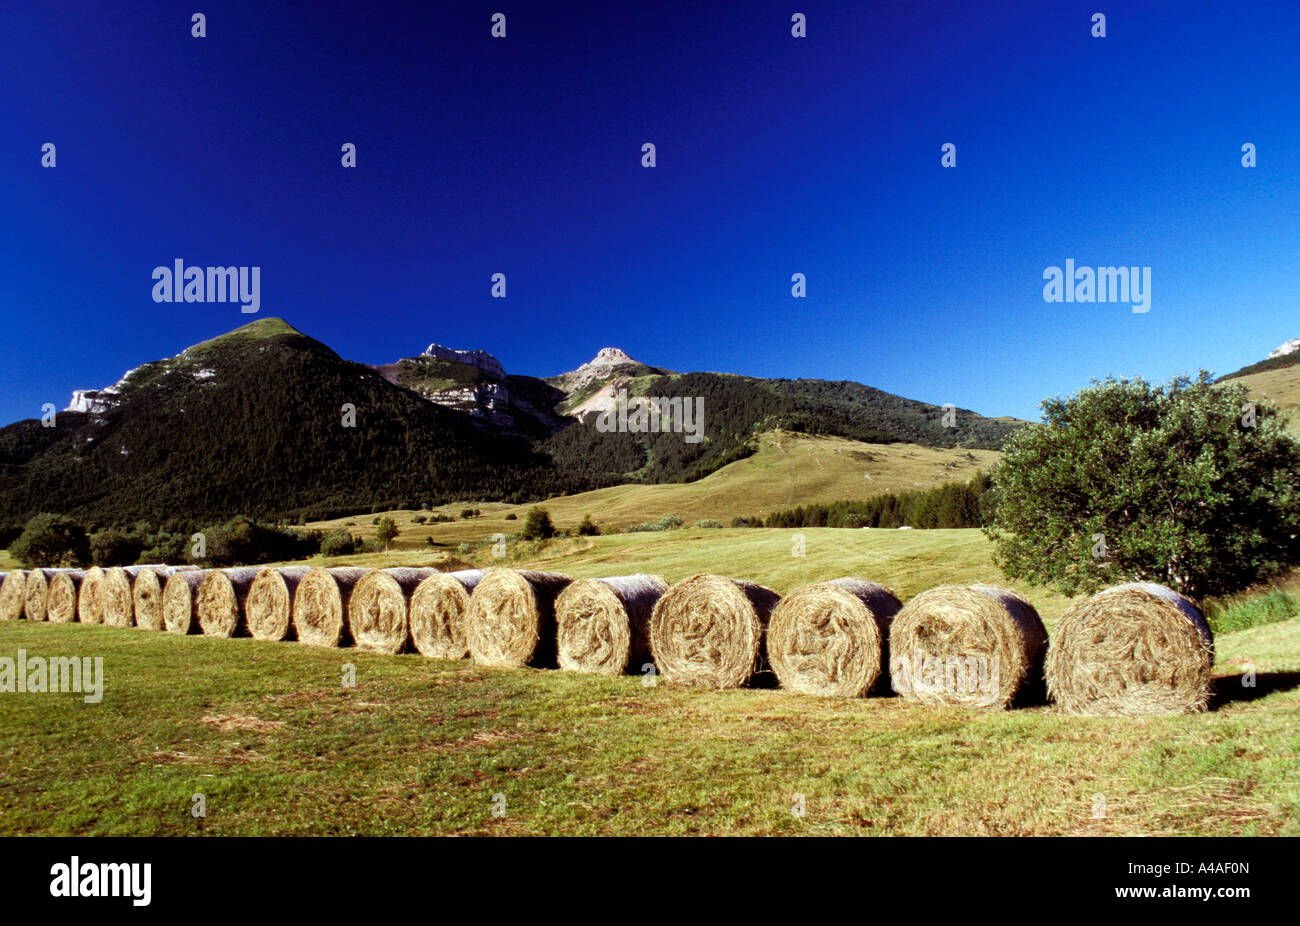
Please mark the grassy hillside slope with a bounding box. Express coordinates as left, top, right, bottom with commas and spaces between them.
306, 430, 1001, 543
1232, 365, 1300, 437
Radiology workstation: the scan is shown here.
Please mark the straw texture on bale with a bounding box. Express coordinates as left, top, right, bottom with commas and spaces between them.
292, 567, 368, 647
409, 570, 484, 659
345, 568, 438, 654
1047, 582, 1214, 716
556, 574, 669, 675
102, 567, 140, 627
245, 566, 314, 641
197, 567, 261, 638
163, 570, 209, 634
0, 570, 25, 621
23, 569, 62, 622
888, 584, 1047, 709
47, 571, 85, 624
133, 566, 196, 631
649, 574, 781, 689
768, 578, 902, 697
466, 569, 573, 668
77, 567, 106, 625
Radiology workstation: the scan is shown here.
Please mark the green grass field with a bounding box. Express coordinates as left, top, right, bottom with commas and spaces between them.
2, 528, 1298, 836
303, 430, 1000, 545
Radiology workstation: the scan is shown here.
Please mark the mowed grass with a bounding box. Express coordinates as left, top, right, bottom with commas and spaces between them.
0, 616, 1296, 836
3, 527, 1298, 835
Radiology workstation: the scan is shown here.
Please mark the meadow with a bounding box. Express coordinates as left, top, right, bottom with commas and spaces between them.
2, 527, 1297, 836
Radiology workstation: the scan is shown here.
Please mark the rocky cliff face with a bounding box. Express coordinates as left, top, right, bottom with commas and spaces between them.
420, 343, 506, 378
1268, 338, 1300, 360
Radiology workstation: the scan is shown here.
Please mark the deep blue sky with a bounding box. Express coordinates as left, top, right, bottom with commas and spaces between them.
2, 0, 1297, 425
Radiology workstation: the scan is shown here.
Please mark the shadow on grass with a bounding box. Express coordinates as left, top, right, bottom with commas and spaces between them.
1210, 671, 1300, 708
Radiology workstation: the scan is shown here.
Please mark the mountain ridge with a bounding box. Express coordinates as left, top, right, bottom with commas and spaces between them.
5, 317, 1027, 527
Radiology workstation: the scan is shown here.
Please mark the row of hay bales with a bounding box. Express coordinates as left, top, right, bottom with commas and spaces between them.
0, 565, 1215, 716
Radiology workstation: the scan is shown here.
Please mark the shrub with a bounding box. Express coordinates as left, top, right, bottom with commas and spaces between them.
504, 513, 517, 521
197, 517, 319, 566
320, 528, 356, 557
90, 527, 145, 567
520, 506, 556, 541
987, 373, 1300, 598
11, 514, 91, 567
577, 514, 601, 536
137, 532, 189, 565
697, 519, 724, 528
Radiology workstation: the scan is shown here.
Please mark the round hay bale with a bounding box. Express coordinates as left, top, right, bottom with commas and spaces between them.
1047, 582, 1214, 716
347, 568, 439, 655
47, 571, 85, 624
132, 566, 197, 631
102, 567, 140, 627
163, 570, 209, 635
292, 567, 369, 648
466, 569, 573, 668
768, 578, 902, 697
556, 574, 669, 675
649, 574, 781, 689
196, 567, 261, 638
23, 569, 63, 622
888, 584, 1047, 709
1, 569, 28, 621
246, 566, 314, 641
77, 567, 107, 625
410, 570, 485, 659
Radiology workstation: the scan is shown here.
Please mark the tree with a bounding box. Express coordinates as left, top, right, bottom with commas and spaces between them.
90, 527, 144, 567
577, 514, 601, 536
985, 373, 1300, 599
320, 528, 355, 557
520, 506, 555, 541
11, 513, 90, 567
375, 517, 399, 552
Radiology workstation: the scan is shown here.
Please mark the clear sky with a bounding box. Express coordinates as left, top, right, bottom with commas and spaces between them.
2, 0, 1297, 425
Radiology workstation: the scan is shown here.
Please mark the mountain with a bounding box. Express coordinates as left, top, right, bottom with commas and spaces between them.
1219, 338, 1300, 439
547, 348, 674, 415
371, 344, 567, 438
1219, 337, 1300, 383
0, 319, 578, 528
0, 320, 1024, 528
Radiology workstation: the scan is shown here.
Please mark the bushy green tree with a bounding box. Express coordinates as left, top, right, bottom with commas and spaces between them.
375, 517, 399, 552
520, 506, 555, 541
320, 528, 356, 557
577, 514, 601, 536
985, 373, 1300, 598
11, 514, 91, 567
137, 531, 189, 565
90, 527, 145, 566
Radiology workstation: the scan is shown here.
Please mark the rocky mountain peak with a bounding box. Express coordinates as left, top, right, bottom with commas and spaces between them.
1268, 338, 1300, 360
420, 343, 505, 379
